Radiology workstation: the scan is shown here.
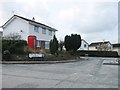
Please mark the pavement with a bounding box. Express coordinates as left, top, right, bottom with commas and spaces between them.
1, 57, 119, 88
103, 58, 119, 65
1, 59, 81, 64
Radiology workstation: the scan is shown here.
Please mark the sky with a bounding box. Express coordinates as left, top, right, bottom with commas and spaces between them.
0, 0, 119, 44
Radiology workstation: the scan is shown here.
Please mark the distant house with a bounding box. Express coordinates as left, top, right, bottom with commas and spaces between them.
2, 15, 58, 50
89, 41, 113, 51
112, 43, 120, 52
79, 39, 89, 50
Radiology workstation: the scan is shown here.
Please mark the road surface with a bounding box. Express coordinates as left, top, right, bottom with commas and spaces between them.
1, 57, 119, 88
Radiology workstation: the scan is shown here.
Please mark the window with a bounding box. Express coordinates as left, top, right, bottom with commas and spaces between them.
34, 26, 39, 33
42, 28, 46, 34
84, 44, 86, 48
45, 41, 49, 49
37, 40, 41, 47
49, 30, 52, 36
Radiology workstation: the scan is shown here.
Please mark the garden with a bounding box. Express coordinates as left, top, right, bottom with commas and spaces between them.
2, 34, 119, 61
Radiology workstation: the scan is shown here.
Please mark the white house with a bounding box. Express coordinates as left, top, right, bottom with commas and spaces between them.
89, 41, 113, 51
2, 15, 58, 50
79, 39, 89, 50
112, 44, 120, 55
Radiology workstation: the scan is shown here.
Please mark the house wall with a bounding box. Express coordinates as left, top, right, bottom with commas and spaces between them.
79, 40, 89, 50
107, 43, 113, 51
3, 17, 29, 41
112, 47, 120, 56
113, 47, 119, 52
89, 46, 97, 50
29, 24, 55, 41
89, 43, 113, 51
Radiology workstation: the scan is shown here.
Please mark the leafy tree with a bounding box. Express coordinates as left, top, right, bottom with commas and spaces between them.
64, 34, 81, 52
50, 35, 59, 55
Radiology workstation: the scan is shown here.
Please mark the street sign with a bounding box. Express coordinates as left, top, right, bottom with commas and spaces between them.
29, 53, 44, 58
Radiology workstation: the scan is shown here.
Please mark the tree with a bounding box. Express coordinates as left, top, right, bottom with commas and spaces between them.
64, 34, 81, 52
50, 35, 59, 55
3, 33, 21, 40
64, 35, 71, 51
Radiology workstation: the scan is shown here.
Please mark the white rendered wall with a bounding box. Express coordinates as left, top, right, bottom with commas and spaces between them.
29, 24, 55, 41
107, 43, 113, 50
89, 46, 97, 50
113, 48, 118, 52
3, 17, 29, 41
79, 40, 89, 50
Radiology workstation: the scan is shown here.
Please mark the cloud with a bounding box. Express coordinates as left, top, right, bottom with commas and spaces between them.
57, 2, 118, 34
0, 0, 118, 44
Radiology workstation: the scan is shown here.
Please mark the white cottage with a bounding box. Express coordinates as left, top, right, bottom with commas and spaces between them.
79, 39, 89, 50
112, 44, 120, 53
89, 41, 113, 51
2, 15, 58, 50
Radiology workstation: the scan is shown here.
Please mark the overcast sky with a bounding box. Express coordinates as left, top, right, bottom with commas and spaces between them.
0, 0, 119, 44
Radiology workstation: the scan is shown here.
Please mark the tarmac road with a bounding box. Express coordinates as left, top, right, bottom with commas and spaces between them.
1, 57, 119, 88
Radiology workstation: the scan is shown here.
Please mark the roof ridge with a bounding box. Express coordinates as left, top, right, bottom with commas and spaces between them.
4, 14, 58, 31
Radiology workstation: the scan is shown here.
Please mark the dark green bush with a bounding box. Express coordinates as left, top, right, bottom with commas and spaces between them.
2, 40, 27, 54
50, 35, 59, 55
64, 34, 81, 52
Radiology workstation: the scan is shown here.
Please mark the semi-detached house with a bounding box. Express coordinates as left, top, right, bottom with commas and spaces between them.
2, 15, 58, 50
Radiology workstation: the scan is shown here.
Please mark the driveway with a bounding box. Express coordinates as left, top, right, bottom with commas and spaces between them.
1, 57, 119, 88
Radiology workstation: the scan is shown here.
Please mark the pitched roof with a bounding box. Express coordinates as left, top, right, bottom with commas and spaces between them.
81, 39, 89, 45
112, 44, 120, 47
2, 14, 58, 31
89, 41, 111, 46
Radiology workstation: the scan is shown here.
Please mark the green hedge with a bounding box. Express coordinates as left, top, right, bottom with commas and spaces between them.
76, 50, 119, 57
2, 40, 27, 54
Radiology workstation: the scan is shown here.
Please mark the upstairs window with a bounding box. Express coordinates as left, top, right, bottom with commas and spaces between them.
42, 28, 46, 34
34, 26, 39, 33
49, 30, 52, 36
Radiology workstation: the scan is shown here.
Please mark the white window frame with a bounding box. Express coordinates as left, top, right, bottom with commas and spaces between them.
34, 26, 39, 33
49, 30, 52, 36
37, 40, 41, 47
42, 28, 46, 34
45, 41, 49, 49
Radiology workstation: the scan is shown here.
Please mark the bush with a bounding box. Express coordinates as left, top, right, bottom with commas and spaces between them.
64, 34, 81, 52
50, 35, 59, 55
2, 40, 27, 54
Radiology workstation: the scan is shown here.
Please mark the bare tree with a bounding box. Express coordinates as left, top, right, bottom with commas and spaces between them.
97, 42, 109, 51
3, 33, 21, 40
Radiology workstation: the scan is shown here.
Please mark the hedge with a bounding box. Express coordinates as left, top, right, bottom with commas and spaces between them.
76, 50, 119, 57
2, 40, 27, 54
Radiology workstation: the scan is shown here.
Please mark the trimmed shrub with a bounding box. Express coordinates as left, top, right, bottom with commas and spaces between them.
64, 34, 81, 52
2, 40, 27, 54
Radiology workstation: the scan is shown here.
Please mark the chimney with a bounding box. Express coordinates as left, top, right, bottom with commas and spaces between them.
32, 17, 35, 21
